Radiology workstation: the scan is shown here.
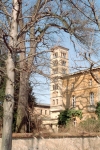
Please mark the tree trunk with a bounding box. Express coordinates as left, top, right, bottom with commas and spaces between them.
1, 54, 15, 150
16, 70, 29, 132
16, 26, 37, 132
1, 0, 19, 149
15, 6, 29, 132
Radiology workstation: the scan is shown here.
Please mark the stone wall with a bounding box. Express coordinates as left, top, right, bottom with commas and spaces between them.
0, 137, 100, 150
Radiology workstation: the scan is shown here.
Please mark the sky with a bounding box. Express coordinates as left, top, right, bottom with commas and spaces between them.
30, 0, 100, 105
32, 32, 86, 104
32, 29, 100, 104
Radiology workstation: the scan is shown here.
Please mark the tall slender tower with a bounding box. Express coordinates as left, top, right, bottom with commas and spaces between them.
50, 46, 69, 119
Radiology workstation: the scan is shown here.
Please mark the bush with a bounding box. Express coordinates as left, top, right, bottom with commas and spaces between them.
58, 108, 82, 125
95, 102, 100, 119
80, 118, 100, 132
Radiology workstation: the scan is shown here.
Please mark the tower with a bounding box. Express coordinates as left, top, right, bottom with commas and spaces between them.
50, 46, 69, 119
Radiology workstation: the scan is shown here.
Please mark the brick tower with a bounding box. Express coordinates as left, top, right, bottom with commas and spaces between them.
50, 46, 69, 119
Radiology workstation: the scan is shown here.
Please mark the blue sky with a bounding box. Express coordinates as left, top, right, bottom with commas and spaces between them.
30, 0, 100, 104
32, 32, 88, 104
32, 29, 100, 104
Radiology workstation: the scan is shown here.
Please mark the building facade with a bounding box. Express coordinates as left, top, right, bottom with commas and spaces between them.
34, 103, 50, 117
49, 46, 100, 122
36, 46, 100, 131
62, 69, 100, 120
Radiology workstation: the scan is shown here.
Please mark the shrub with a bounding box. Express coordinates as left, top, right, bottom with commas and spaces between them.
58, 108, 82, 125
80, 118, 100, 132
95, 102, 100, 119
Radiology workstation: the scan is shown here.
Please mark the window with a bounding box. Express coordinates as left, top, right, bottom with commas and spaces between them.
53, 99, 55, 105
56, 99, 58, 104
61, 53, 66, 58
53, 52, 58, 58
62, 69, 66, 74
90, 92, 94, 105
89, 79, 92, 86
40, 109, 42, 115
53, 60, 58, 66
56, 84, 58, 90
53, 68, 58, 74
53, 84, 58, 90
55, 84, 58, 90
62, 61, 66, 66
72, 95, 76, 107
45, 110, 47, 115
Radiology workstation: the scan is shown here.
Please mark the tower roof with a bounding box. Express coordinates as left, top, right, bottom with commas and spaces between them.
51, 46, 69, 51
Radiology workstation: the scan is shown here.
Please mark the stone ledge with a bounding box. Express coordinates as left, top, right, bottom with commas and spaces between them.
0, 132, 100, 139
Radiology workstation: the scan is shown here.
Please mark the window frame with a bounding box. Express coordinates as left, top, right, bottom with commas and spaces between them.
45, 110, 47, 115
53, 84, 58, 90
53, 60, 58, 66
90, 92, 94, 105
53, 52, 58, 58
72, 95, 76, 107
40, 109, 42, 115
62, 60, 66, 66
56, 99, 58, 105
61, 52, 66, 58
62, 68, 66, 74
52, 68, 58, 74
53, 99, 55, 105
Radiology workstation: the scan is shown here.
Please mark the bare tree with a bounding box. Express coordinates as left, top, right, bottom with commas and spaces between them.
67, 0, 100, 82
16, 0, 93, 133
0, 0, 95, 149
1, 1, 19, 150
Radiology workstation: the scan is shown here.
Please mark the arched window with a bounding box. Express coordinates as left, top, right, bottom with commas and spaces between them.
90, 92, 94, 105
53, 84, 58, 90
62, 61, 66, 66
53, 52, 58, 58
45, 110, 47, 115
53, 68, 58, 74
53, 85, 55, 90
53, 99, 55, 105
72, 95, 76, 107
61, 52, 66, 58
62, 69, 66, 74
53, 60, 58, 66
56, 99, 58, 105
